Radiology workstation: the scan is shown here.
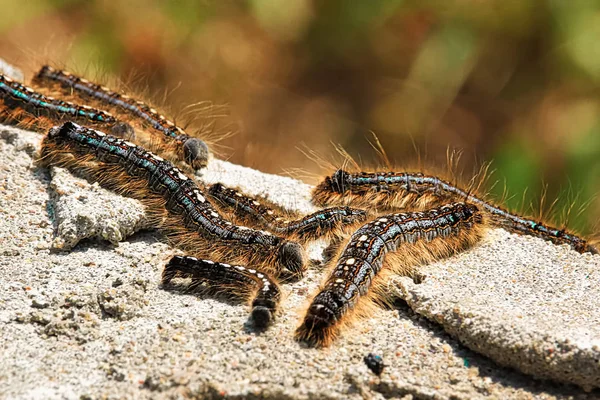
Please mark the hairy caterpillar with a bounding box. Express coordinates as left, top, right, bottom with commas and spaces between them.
39, 122, 306, 277
207, 182, 368, 243
295, 202, 485, 347
162, 255, 281, 328
33, 66, 210, 170
0, 74, 134, 138
313, 169, 598, 255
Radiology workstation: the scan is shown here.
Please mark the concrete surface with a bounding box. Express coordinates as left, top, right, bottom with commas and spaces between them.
1, 123, 599, 400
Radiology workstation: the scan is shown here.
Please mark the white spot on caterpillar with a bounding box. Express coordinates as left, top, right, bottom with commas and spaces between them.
193, 190, 205, 203
358, 235, 368, 241
345, 258, 356, 265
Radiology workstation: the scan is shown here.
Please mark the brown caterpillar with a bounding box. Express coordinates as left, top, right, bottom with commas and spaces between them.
38, 122, 306, 277
295, 202, 486, 347
162, 255, 281, 328
207, 182, 368, 243
32, 66, 211, 170
313, 169, 598, 255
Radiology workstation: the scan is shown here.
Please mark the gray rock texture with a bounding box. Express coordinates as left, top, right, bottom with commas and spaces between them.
392, 228, 600, 391
48, 166, 150, 250
1, 123, 599, 399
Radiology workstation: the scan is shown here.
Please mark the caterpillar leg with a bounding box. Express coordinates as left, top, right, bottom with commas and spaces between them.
33, 66, 210, 170
162, 255, 280, 329
208, 182, 367, 243
295, 202, 485, 347
314, 169, 598, 255
39, 122, 307, 277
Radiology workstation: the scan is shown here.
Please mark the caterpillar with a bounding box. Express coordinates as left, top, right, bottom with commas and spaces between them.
313, 169, 598, 255
0, 73, 134, 138
207, 182, 368, 243
39, 122, 306, 277
162, 255, 281, 328
33, 66, 210, 170
295, 202, 485, 347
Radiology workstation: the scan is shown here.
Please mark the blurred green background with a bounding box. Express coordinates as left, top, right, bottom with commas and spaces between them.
1, 0, 599, 232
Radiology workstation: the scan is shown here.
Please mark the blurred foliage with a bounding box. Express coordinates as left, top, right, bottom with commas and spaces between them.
1, 0, 599, 232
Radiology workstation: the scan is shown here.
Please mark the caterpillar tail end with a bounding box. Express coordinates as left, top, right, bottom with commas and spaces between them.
294, 303, 337, 348
161, 255, 185, 285
183, 138, 210, 170
277, 241, 307, 276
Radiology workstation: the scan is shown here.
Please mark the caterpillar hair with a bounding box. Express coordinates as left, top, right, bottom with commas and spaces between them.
295, 202, 486, 347
162, 255, 281, 329
38, 122, 307, 276
207, 183, 368, 243
0, 74, 134, 138
314, 169, 598, 255
33, 65, 210, 170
